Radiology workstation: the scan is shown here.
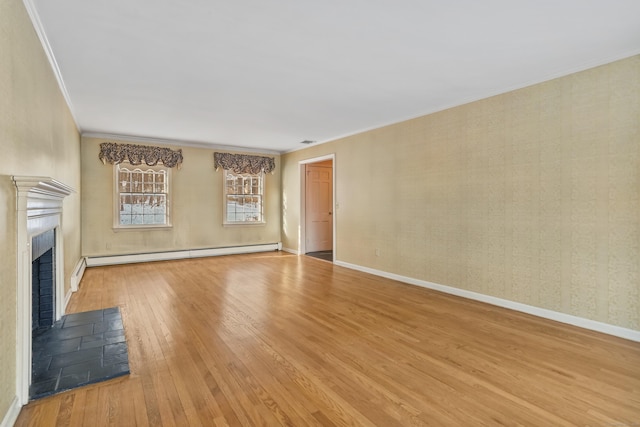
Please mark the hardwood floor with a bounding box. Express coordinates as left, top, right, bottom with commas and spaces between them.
15, 252, 640, 426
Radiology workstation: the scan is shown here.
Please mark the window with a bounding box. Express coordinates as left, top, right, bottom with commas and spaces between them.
115, 164, 170, 227
223, 170, 264, 224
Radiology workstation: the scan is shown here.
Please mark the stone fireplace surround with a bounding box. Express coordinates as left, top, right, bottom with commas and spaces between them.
12, 176, 74, 405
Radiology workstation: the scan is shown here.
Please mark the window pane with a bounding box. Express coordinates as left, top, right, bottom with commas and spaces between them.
155, 207, 166, 217
142, 197, 153, 215
227, 195, 238, 222
131, 171, 143, 192
246, 196, 260, 221
119, 195, 130, 214
119, 170, 131, 192
143, 171, 154, 193
117, 165, 169, 227
223, 171, 264, 223
154, 180, 165, 193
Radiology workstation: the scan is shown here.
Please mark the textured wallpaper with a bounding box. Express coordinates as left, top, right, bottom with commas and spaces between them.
81, 138, 281, 256
282, 55, 639, 331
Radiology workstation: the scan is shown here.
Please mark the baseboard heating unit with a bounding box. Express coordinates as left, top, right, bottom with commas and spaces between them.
86, 243, 282, 267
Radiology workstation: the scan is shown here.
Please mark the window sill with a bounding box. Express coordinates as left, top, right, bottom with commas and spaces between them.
223, 222, 266, 227
113, 225, 173, 232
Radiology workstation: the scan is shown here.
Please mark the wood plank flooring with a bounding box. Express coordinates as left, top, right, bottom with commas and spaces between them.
15, 252, 640, 426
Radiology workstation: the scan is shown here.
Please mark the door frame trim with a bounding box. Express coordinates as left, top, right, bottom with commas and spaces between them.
299, 154, 335, 261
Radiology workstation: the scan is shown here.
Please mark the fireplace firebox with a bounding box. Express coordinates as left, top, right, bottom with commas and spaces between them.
32, 229, 56, 334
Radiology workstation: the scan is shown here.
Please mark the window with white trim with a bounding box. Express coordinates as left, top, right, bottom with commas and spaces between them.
115, 163, 170, 227
223, 170, 264, 224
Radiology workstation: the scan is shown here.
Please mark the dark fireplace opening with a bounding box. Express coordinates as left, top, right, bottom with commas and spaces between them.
32, 230, 55, 338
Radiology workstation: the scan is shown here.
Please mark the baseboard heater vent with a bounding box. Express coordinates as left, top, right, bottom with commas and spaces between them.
86, 243, 282, 267
70, 257, 87, 291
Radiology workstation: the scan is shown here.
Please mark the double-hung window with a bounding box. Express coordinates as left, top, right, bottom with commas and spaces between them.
115, 163, 170, 227
223, 170, 264, 224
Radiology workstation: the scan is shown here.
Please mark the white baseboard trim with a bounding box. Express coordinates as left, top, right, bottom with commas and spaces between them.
86, 243, 281, 267
281, 247, 300, 255
334, 260, 640, 343
70, 257, 87, 292
1, 395, 21, 427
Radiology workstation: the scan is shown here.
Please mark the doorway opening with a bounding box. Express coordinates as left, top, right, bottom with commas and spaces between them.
299, 155, 335, 262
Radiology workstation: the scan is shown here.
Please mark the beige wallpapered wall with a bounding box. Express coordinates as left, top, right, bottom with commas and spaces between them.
0, 0, 82, 418
81, 137, 281, 256
282, 55, 640, 331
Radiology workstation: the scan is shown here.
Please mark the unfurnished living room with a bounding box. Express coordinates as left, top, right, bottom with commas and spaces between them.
2, 0, 640, 426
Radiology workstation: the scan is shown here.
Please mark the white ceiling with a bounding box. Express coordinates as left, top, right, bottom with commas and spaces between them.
29, 0, 640, 153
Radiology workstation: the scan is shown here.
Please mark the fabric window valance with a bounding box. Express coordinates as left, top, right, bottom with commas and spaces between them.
99, 142, 183, 169
214, 152, 275, 174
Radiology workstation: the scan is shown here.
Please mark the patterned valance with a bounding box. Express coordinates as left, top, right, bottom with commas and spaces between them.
214, 152, 275, 174
99, 142, 183, 169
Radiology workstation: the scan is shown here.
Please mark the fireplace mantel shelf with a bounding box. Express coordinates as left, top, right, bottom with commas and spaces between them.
12, 176, 74, 198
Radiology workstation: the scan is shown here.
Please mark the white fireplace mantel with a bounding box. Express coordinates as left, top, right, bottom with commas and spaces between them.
13, 175, 74, 197
12, 176, 74, 405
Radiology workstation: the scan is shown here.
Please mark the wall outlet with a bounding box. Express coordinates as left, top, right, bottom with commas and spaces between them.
375, 248, 380, 256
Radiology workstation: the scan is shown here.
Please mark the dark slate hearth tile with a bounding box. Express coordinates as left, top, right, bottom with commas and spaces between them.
103, 327, 121, 335
33, 327, 54, 340
32, 367, 61, 383
104, 342, 128, 357
32, 355, 52, 375
80, 338, 108, 350
30, 307, 129, 400
103, 312, 122, 322
63, 317, 99, 328
63, 309, 104, 324
31, 339, 48, 353
103, 352, 129, 367
29, 378, 58, 398
105, 334, 126, 345
61, 359, 101, 376
92, 322, 107, 334
88, 362, 129, 382
49, 347, 103, 370
104, 329, 124, 338
33, 329, 55, 343
81, 333, 105, 343
36, 337, 82, 358
49, 324, 95, 340
49, 338, 83, 355
93, 319, 124, 334
58, 372, 90, 390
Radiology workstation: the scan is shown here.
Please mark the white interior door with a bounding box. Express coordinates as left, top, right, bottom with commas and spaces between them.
305, 163, 333, 253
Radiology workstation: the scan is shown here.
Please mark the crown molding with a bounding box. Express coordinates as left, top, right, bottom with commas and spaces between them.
22, 0, 81, 133
82, 132, 281, 155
